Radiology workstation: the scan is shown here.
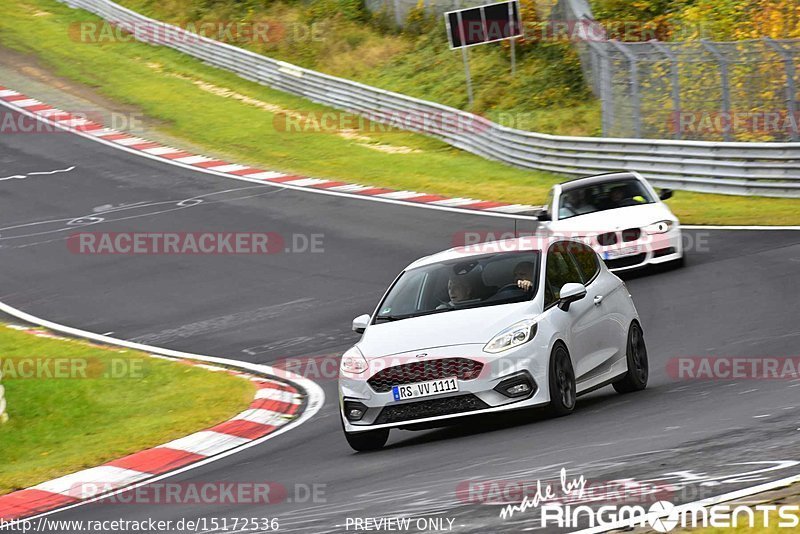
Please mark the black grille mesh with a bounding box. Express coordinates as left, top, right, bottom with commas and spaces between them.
374, 394, 489, 424
621, 228, 642, 242
605, 253, 647, 269
367, 358, 483, 393
597, 232, 618, 246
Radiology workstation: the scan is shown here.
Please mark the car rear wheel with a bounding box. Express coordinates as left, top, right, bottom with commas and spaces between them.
547, 343, 576, 417
613, 321, 649, 394
343, 427, 389, 452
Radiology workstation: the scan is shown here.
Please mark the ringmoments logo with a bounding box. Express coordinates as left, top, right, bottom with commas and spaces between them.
537, 501, 800, 531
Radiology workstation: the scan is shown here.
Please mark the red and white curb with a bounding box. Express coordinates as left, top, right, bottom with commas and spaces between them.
0, 301, 324, 523
0, 86, 540, 218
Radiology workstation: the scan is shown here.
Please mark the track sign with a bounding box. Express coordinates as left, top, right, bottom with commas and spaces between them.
445, 1, 522, 49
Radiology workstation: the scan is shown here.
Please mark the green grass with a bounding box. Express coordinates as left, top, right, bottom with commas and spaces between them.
0, 324, 255, 495
113, 0, 599, 135
0, 0, 798, 225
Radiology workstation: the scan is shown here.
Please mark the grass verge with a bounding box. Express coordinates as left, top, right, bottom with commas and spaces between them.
0, 0, 798, 225
0, 323, 255, 495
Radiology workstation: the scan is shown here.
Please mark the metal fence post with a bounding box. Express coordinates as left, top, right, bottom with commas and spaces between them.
763, 37, 799, 141
587, 41, 613, 136
393, 0, 403, 26
652, 41, 682, 139
701, 40, 732, 142
610, 40, 642, 138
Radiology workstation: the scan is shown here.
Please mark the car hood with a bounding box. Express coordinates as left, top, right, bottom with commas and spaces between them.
549, 203, 676, 235
357, 302, 532, 359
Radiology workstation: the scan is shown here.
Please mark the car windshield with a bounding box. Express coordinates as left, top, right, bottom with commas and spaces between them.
558, 178, 655, 220
374, 251, 540, 322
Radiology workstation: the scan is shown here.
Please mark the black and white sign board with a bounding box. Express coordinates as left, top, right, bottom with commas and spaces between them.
445, 0, 523, 49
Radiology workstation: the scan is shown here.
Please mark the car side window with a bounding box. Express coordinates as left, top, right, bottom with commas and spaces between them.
544, 242, 583, 308
569, 242, 600, 284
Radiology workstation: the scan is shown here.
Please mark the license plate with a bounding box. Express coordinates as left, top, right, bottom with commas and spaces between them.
604, 245, 639, 259
392, 377, 459, 401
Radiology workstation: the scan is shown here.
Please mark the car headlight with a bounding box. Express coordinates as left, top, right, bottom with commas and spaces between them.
340, 346, 368, 374
484, 320, 538, 354
644, 220, 674, 234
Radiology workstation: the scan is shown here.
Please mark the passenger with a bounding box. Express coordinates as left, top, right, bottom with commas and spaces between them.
444, 276, 474, 306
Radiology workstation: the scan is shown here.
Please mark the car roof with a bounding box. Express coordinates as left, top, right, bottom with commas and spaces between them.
405, 234, 571, 270
559, 171, 644, 192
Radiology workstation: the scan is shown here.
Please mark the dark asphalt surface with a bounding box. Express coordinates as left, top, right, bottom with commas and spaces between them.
1, 106, 799, 533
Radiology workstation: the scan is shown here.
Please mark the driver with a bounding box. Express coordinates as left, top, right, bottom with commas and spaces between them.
513, 261, 535, 291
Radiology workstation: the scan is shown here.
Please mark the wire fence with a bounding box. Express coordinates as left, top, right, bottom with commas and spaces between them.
369, 0, 800, 141
556, 0, 800, 142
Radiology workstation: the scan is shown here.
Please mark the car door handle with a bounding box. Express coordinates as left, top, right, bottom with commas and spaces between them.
593, 295, 604, 306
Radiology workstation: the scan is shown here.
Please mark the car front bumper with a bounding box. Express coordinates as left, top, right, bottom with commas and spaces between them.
339, 344, 551, 432
599, 226, 683, 272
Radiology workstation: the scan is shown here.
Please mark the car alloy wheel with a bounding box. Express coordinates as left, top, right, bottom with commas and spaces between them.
613, 321, 649, 393
547, 343, 576, 416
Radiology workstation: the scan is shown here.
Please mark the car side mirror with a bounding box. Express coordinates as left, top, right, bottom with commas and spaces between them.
535, 208, 551, 222
659, 189, 673, 201
352, 314, 370, 334
558, 283, 587, 312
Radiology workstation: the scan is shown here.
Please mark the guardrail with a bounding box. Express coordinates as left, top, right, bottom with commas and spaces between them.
60, 0, 800, 197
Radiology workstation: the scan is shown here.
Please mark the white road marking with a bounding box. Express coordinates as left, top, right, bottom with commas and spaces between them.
142, 146, 180, 155
245, 171, 286, 180
206, 164, 249, 173
162, 431, 251, 456
34, 466, 151, 496
112, 136, 148, 146
0, 166, 76, 182
174, 155, 214, 164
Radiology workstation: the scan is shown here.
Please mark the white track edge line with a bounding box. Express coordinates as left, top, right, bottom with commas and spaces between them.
3, 97, 798, 229
0, 299, 325, 527
569, 472, 800, 534
0, 98, 537, 221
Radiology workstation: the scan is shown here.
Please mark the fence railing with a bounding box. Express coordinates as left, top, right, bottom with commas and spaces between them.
556, 0, 800, 142
60, 0, 800, 197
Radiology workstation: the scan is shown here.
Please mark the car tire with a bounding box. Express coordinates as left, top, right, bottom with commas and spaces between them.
343, 427, 390, 452
547, 343, 576, 417
613, 321, 649, 394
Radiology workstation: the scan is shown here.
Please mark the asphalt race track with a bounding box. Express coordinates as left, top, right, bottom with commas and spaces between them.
2, 105, 800, 533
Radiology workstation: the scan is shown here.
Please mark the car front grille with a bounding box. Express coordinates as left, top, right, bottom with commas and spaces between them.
597, 232, 617, 246
621, 228, 641, 242
367, 358, 483, 393
605, 253, 647, 269
374, 394, 489, 424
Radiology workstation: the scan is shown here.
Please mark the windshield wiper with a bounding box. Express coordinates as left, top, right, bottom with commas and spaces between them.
374, 308, 454, 323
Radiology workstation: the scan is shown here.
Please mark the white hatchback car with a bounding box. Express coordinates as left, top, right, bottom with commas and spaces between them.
538, 172, 683, 271
339, 236, 648, 451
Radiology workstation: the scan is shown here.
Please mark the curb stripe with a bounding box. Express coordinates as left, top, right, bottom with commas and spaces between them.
0, 345, 305, 521
106, 448, 206, 475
